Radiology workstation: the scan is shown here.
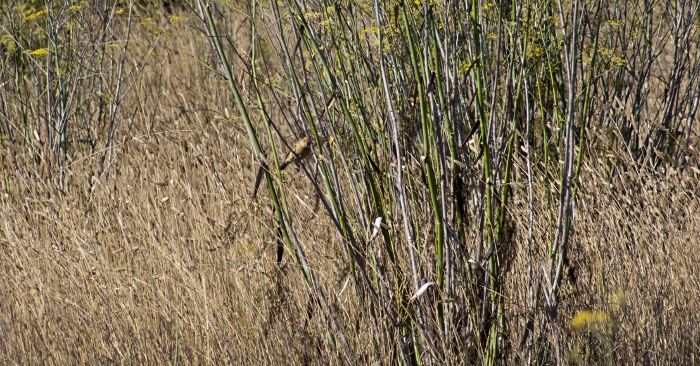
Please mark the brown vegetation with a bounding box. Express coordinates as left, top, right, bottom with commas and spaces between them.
1, 1, 699, 364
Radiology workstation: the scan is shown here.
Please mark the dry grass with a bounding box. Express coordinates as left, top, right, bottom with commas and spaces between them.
1, 2, 700, 365
564, 165, 700, 363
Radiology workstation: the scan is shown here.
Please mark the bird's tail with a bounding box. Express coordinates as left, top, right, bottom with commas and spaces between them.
251, 164, 265, 198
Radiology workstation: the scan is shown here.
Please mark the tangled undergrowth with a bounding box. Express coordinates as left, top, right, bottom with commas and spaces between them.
1, 1, 699, 364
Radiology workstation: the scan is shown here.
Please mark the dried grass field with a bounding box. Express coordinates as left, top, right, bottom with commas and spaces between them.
1, 1, 699, 364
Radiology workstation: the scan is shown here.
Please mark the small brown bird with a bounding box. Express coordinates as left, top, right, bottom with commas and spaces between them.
280, 135, 312, 170
251, 136, 313, 198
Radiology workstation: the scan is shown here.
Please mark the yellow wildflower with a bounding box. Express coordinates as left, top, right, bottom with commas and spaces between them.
571, 310, 609, 330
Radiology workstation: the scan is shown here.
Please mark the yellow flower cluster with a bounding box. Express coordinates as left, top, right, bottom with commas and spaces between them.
570, 309, 609, 330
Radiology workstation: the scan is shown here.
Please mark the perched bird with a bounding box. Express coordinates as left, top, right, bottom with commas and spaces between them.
251, 135, 313, 198
280, 135, 312, 170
